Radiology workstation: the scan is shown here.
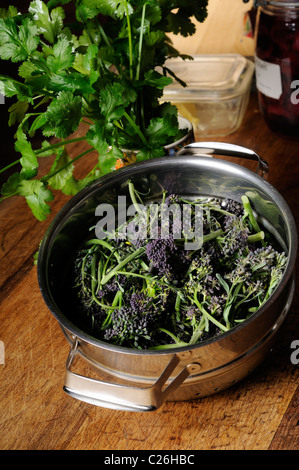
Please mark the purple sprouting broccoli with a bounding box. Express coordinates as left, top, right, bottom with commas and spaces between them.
103, 292, 163, 348
216, 215, 249, 258
221, 198, 244, 217
165, 194, 180, 205
145, 236, 177, 276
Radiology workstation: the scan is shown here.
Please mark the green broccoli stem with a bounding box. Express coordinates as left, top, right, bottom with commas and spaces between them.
204, 228, 223, 243
242, 195, 266, 246
101, 290, 123, 329
189, 315, 206, 345
247, 231, 265, 243
89, 252, 118, 311
116, 270, 183, 295
151, 328, 188, 349
150, 342, 189, 350
85, 239, 121, 262
189, 228, 223, 255
101, 246, 146, 285
192, 292, 229, 336
241, 195, 261, 233
128, 180, 144, 214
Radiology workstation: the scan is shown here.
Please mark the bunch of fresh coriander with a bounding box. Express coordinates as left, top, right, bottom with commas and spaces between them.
0, 0, 209, 221
72, 184, 287, 350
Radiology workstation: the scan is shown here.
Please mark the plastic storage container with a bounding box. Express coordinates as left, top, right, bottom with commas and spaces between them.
255, 1, 299, 139
161, 54, 254, 137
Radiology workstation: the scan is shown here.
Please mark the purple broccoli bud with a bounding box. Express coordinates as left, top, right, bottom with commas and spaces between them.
145, 236, 177, 276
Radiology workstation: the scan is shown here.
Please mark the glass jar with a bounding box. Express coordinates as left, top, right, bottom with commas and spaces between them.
255, 1, 299, 138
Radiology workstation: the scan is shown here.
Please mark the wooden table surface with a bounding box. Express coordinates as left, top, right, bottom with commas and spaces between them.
0, 91, 298, 451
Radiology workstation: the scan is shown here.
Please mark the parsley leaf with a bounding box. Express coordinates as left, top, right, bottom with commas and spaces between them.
46, 147, 78, 195
29, 0, 65, 43
0, 17, 39, 62
46, 37, 75, 73
0, 0, 209, 220
0, 5, 18, 18
18, 179, 54, 221
0, 75, 34, 101
82, 0, 133, 19
142, 70, 172, 89
8, 100, 29, 126
42, 91, 83, 138
145, 114, 179, 148
15, 126, 38, 179
100, 82, 134, 122
1, 172, 22, 198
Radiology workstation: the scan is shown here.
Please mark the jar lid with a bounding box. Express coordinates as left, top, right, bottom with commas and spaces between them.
267, 1, 299, 5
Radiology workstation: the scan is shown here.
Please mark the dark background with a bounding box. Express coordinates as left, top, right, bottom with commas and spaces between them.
0, 1, 33, 184
0, 0, 75, 186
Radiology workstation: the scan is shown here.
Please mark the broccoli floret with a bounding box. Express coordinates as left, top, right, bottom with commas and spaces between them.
103, 292, 164, 348
145, 236, 177, 276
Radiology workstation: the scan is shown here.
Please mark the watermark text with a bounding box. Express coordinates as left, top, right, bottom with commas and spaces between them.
290, 340, 299, 365
95, 197, 203, 250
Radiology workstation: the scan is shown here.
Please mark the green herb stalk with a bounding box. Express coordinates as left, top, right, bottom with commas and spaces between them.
0, 0, 209, 220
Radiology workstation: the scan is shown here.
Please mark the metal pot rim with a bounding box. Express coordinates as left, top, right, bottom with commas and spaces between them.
37, 154, 297, 356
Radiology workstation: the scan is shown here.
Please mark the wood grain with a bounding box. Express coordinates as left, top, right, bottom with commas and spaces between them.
0, 92, 298, 451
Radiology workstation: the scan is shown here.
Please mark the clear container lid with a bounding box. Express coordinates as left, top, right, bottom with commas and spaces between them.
161, 54, 254, 102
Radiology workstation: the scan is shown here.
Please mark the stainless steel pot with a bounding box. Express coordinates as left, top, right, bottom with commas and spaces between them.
37, 142, 297, 412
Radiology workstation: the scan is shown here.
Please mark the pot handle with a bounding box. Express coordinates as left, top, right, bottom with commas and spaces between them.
63, 339, 201, 412
177, 142, 269, 179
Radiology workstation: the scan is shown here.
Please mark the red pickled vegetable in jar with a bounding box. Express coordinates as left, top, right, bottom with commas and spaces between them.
255, 1, 299, 138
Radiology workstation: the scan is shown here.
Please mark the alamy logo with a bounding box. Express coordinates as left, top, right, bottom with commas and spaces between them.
0, 80, 5, 104
290, 340, 299, 365
95, 196, 203, 250
290, 80, 299, 105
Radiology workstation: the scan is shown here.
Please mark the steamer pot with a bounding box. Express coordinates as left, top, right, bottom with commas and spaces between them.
37, 142, 297, 412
